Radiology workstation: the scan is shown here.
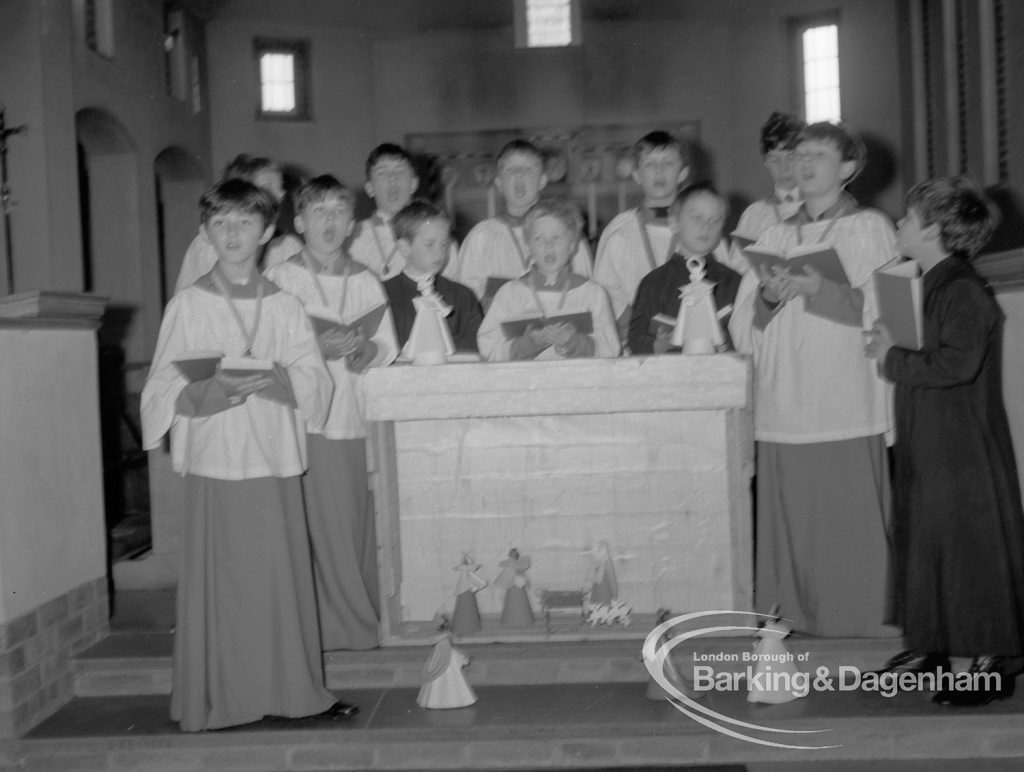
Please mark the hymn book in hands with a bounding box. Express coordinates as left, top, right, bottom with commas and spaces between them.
743, 242, 851, 287
173, 352, 297, 407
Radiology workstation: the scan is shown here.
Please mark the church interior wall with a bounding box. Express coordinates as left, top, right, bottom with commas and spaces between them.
205, 0, 905, 223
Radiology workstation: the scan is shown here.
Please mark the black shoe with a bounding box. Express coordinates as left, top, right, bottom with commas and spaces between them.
873, 650, 950, 676
319, 700, 359, 720
933, 656, 1015, 707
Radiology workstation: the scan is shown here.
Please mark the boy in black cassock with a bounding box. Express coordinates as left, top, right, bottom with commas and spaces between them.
866, 177, 1024, 706
383, 200, 482, 352
628, 182, 741, 354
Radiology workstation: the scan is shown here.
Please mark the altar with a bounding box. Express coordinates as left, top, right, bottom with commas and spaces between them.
362, 355, 754, 645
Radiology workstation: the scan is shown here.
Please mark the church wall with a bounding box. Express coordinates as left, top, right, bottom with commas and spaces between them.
69, 0, 213, 367
206, 0, 904, 222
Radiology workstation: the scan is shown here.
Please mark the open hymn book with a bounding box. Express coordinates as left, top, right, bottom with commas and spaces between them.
306, 303, 388, 339
743, 242, 851, 287
499, 310, 594, 340
172, 352, 297, 407
873, 257, 924, 350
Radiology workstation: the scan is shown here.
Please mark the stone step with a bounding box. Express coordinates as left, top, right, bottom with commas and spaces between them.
9, 682, 1024, 771
71, 631, 905, 697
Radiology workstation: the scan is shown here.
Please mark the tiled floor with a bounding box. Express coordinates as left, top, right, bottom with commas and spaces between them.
9, 590, 1024, 771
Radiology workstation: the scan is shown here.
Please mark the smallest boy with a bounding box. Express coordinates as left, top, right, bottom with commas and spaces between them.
477, 198, 618, 361
348, 143, 458, 281
455, 139, 593, 308
384, 200, 483, 353
628, 182, 741, 355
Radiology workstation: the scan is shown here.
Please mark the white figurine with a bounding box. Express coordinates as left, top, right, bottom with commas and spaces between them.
587, 541, 618, 607
671, 255, 726, 354
417, 625, 476, 709
494, 548, 534, 626
401, 282, 455, 365
747, 615, 805, 704
451, 553, 487, 636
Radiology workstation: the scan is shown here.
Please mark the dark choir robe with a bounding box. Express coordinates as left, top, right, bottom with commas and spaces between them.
383, 272, 483, 352
627, 252, 742, 354
884, 256, 1024, 656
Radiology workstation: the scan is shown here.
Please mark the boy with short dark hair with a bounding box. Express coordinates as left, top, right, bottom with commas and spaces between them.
733, 112, 807, 245
348, 143, 458, 281
265, 174, 397, 651
455, 139, 593, 308
141, 178, 356, 730
384, 200, 482, 353
174, 153, 302, 293
477, 198, 617, 361
594, 131, 690, 339
628, 182, 741, 354
866, 177, 1024, 705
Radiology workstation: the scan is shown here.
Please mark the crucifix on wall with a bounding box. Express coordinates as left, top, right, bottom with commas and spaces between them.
0, 105, 29, 295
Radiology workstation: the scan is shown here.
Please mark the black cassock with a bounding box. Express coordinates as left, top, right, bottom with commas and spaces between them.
884, 256, 1024, 656
383, 273, 483, 352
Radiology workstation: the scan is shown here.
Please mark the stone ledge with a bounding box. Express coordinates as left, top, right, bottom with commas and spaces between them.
9, 713, 1024, 771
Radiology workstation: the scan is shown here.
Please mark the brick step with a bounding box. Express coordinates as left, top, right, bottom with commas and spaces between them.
71, 631, 905, 697
10, 682, 1024, 771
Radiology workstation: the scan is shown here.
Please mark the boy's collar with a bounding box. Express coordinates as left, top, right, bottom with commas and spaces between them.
639, 204, 672, 225
371, 210, 394, 226
773, 186, 801, 204
497, 211, 527, 228
402, 266, 435, 284
294, 248, 362, 275
526, 264, 585, 291
794, 190, 857, 223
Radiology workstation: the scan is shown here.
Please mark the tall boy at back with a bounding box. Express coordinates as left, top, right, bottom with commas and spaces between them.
732, 112, 807, 246
731, 121, 895, 639
265, 175, 398, 651
866, 178, 1024, 706
455, 139, 593, 308
141, 179, 356, 730
174, 154, 302, 293
594, 131, 689, 341
348, 143, 458, 281
595, 131, 739, 343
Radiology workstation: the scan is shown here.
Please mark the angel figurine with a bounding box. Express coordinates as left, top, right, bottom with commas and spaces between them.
401, 277, 456, 365
671, 255, 726, 354
451, 553, 487, 636
747, 612, 805, 704
494, 548, 534, 626
587, 541, 618, 606
417, 620, 476, 709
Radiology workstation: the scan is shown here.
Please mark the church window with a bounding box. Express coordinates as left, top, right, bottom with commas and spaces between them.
797, 19, 841, 123
515, 0, 581, 48
255, 38, 311, 120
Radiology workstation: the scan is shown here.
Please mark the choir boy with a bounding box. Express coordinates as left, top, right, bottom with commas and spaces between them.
731, 121, 896, 638
628, 182, 741, 354
174, 154, 301, 293
265, 175, 398, 650
141, 179, 357, 730
383, 200, 482, 352
348, 143, 458, 280
477, 198, 617, 361
455, 139, 593, 308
